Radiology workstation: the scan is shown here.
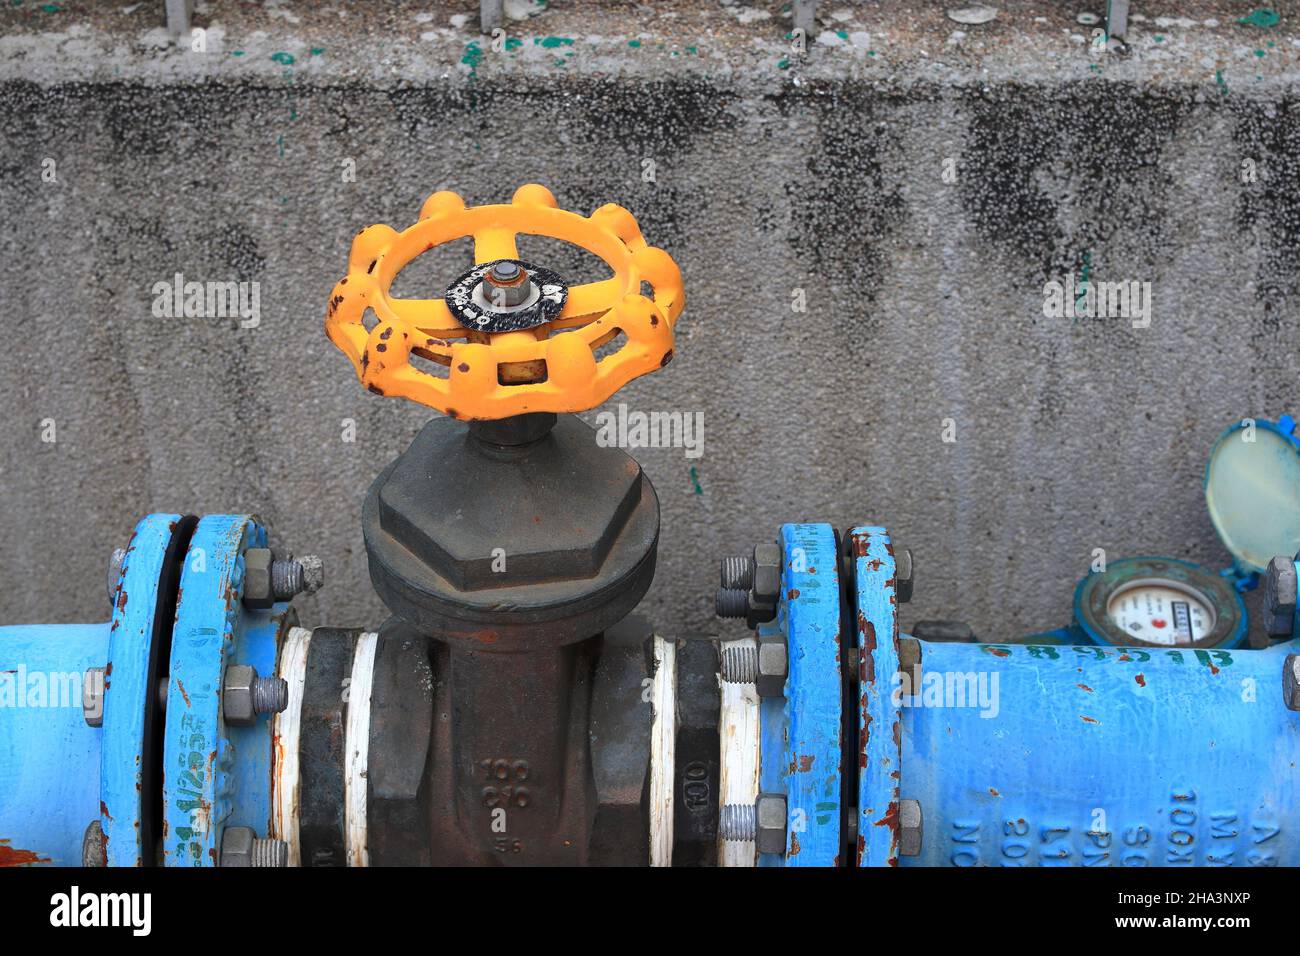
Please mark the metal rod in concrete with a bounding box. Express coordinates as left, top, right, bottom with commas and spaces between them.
163, 0, 192, 38
481, 0, 504, 34
793, 0, 818, 39
1107, 0, 1130, 41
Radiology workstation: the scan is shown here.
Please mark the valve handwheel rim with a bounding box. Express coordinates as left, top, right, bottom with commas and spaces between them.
325, 183, 685, 420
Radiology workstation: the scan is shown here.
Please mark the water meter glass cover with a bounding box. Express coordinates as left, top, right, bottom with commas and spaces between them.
1204, 418, 1300, 574
1105, 579, 1216, 646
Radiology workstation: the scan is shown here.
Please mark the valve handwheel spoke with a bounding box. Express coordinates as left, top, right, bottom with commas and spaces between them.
325, 183, 684, 420
472, 225, 520, 264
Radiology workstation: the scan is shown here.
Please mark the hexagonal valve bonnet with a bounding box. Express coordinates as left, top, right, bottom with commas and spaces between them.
363, 413, 661, 649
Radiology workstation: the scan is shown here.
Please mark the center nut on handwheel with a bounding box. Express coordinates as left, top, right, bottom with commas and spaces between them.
327, 185, 686, 864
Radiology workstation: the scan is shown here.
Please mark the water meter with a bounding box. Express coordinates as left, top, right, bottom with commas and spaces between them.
1036, 415, 1300, 650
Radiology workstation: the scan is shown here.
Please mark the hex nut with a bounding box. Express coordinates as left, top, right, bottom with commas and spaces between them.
911, 620, 976, 643
755, 792, 788, 856
220, 826, 256, 867
223, 664, 258, 726
106, 547, 126, 607
1266, 556, 1298, 639
894, 547, 914, 604
897, 637, 922, 697
756, 632, 789, 698
899, 798, 923, 857
83, 666, 105, 728
751, 543, 782, 605
745, 542, 782, 628
243, 547, 274, 609
1284, 655, 1300, 712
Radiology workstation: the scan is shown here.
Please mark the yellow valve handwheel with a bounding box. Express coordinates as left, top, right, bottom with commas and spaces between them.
326, 184, 685, 421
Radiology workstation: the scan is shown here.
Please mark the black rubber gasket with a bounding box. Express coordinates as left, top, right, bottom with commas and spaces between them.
443, 258, 568, 333
299, 627, 363, 867
143, 514, 199, 866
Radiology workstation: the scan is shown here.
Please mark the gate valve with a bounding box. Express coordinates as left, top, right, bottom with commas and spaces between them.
325, 183, 685, 420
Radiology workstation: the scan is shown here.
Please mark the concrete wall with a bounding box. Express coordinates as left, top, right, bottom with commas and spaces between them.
0, 2, 1296, 643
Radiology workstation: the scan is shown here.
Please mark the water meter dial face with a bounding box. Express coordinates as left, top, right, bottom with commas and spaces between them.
1105, 580, 1215, 646
1075, 557, 1247, 650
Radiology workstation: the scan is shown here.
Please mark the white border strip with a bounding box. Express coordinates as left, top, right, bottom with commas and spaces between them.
648, 635, 677, 867
272, 626, 313, 867
344, 632, 379, 868
718, 639, 761, 867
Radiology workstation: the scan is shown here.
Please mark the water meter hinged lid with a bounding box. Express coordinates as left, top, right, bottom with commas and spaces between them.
1204, 414, 1300, 576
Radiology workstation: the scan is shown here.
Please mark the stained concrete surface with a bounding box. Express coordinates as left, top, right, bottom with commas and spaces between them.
0, 1, 1296, 643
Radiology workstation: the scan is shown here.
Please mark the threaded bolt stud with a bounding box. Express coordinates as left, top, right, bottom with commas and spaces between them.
719, 803, 757, 842
220, 826, 289, 867
716, 587, 749, 619
720, 554, 755, 590
720, 641, 758, 683
251, 838, 289, 868
271, 555, 323, 599
252, 675, 288, 715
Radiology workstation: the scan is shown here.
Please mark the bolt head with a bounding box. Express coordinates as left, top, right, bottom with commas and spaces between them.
742, 542, 782, 628
219, 826, 256, 867
83, 667, 105, 727
755, 792, 788, 855
1284, 655, 1300, 711
223, 664, 258, 726
242, 548, 274, 609
1266, 556, 1298, 639
894, 547, 914, 603
751, 543, 782, 605
756, 632, 788, 698
899, 798, 923, 857
897, 637, 922, 696
106, 548, 126, 607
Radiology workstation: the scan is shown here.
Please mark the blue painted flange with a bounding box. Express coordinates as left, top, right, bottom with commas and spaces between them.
847, 526, 902, 867
162, 516, 288, 867
758, 523, 843, 867
100, 513, 183, 866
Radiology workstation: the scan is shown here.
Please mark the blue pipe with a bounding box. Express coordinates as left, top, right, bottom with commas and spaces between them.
0, 623, 109, 866
900, 638, 1300, 866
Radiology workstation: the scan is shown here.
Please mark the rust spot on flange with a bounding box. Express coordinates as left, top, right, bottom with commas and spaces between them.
0, 840, 51, 866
